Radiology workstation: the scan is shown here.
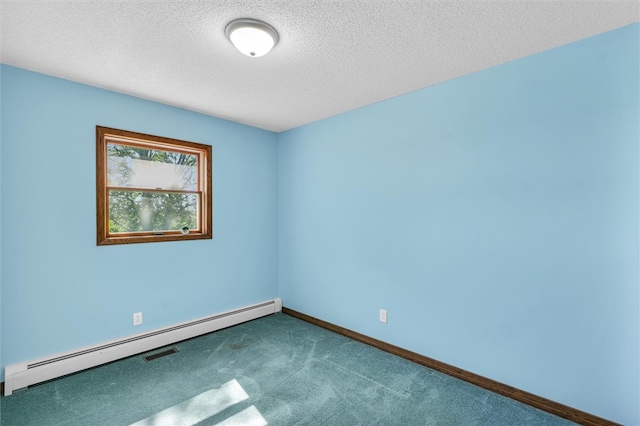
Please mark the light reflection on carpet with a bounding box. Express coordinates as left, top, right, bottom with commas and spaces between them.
130, 379, 266, 426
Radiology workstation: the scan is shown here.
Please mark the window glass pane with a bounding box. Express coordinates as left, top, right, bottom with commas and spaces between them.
109, 191, 198, 233
107, 143, 198, 190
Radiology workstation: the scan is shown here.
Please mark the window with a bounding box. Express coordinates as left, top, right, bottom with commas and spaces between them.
96, 126, 212, 245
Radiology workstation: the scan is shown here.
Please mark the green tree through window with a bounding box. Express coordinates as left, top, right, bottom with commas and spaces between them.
97, 127, 212, 245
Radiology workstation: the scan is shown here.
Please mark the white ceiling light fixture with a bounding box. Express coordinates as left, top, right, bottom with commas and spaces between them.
225, 18, 279, 58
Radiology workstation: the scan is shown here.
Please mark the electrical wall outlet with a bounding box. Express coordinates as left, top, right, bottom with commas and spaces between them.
133, 312, 143, 326
379, 309, 388, 324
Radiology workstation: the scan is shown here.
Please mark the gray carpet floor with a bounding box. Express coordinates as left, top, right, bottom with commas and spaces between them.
0, 313, 576, 425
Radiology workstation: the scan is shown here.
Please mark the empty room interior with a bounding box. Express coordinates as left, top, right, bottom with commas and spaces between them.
1, 2, 639, 425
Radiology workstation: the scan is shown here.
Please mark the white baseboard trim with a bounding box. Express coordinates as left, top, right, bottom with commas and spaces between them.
3, 298, 282, 395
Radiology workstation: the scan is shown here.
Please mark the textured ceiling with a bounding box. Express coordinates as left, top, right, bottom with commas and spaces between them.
1, 1, 638, 132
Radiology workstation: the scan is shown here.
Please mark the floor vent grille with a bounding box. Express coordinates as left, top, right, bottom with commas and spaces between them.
144, 348, 178, 362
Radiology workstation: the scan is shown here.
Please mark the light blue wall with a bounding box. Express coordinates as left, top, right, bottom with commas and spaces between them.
278, 23, 639, 425
0, 64, 4, 385
0, 65, 279, 381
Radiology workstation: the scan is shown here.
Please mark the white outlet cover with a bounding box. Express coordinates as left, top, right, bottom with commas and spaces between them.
133, 312, 143, 326
380, 309, 388, 324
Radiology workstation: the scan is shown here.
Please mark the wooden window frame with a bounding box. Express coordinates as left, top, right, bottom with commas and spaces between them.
96, 126, 212, 245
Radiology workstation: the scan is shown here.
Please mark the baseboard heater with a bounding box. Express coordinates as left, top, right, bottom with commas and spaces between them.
3, 298, 282, 396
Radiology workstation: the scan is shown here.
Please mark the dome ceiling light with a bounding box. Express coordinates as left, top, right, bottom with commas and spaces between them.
225, 18, 279, 58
